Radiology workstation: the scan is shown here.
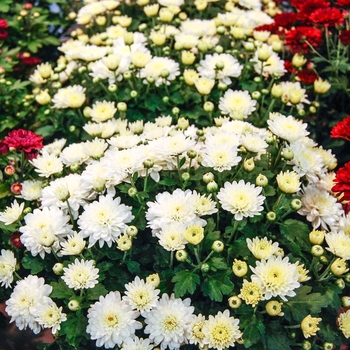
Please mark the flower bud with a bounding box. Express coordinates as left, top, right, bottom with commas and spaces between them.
201, 263, 210, 273
212, 240, 224, 253
207, 181, 218, 193
323, 343, 334, 350
265, 300, 284, 316
130, 90, 138, 98
117, 234, 132, 251
302, 341, 312, 350
314, 78, 331, 94
243, 158, 255, 172
52, 263, 64, 275
266, 211, 276, 222
146, 273, 160, 287
126, 225, 138, 237
117, 102, 127, 112
172, 107, 180, 115
319, 255, 328, 264
175, 249, 188, 262
271, 83, 283, 98
177, 117, 189, 130
341, 296, 350, 308
4, 165, 15, 176
108, 84, 117, 92
35, 90, 51, 105
311, 245, 324, 257
181, 51, 196, 65
203, 172, 214, 183
290, 198, 302, 210
203, 101, 214, 112
336, 278, 345, 289
159, 8, 174, 22
187, 150, 197, 159
331, 258, 349, 276
309, 229, 325, 245
256, 174, 268, 187
11, 182, 22, 195
228, 296, 242, 309
281, 148, 294, 160
252, 91, 261, 100
232, 259, 248, 277
128, 187, 138, 197
68, 300, 80, 311
292, 54, 307, 68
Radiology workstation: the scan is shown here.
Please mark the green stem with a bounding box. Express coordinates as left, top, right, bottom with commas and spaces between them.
227, 220, 239, 244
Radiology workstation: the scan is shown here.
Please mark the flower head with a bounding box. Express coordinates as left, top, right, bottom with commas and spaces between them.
0, 250, 17, 288
246, 237, 280, 260
4, 129, 43, 154
338, 309, 350, 338
238, 279, 263, 307
0, 200, 24, 226
301, 315, 322, 338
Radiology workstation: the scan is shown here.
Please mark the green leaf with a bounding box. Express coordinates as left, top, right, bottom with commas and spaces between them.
9, 80, 31, 92
0, 183, 11, 199
209, 257, 228, 271
21, 255, 45, 274
172, 270, 200, 297
243, 315, 265, 348
60, 312, 88, 347
201, 272, 234, 302
85, 283, 108, 301
50, 280, 76, 299
158, 177, 177, 186
266, 323, 292, 350
0, 3, 10, 12
41, 36, 61, 46
126, 260, 141, 275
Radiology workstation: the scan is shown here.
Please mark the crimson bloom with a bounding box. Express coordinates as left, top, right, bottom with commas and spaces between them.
310, 7, 344, 27
330, 116, 350, 141
297, 69, 318, 84
10, 231, 24, 248
4, 129, 43, 154
336, 0, 350, 6
298, 0, 330, 15
285, 27, 324, 54
0, 19, 8, 28
0, 29, 8, 40
0, 141, 9, 155
332, 162, 350, 202
339, 30, 350, 45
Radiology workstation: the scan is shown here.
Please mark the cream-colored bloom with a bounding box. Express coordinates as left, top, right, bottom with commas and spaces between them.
300, 315, 322, 338
246, 237, 279, 260
325, 231, 350, 260
90, 100, 117, 123
156, 223, 187, 251
52, 85, 86, 109
238, 279, 263, 307
276, 170, 301, 193
338, 309, 350, 338
59, 233, 86, 256
184, 225, 204, 245
0, 250, 17, 288
194, 76, 215, 95
116, 234, 132, 251
188, 314, 207, 347
0, 200, 25, 225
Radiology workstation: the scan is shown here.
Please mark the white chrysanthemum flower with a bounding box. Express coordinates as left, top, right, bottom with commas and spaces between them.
181, 19, 216, 36
280, 81, 310, 107
217, 180, 265, 221
219, 90, 257, 120
187, 314, 207, 347
34, 298, 67, 334
276, 170, 301, 194
174, 32, 199, 49
51, 85, 86, 109
146, 189, 204, 232
90, 100, 117, 123
197, 53, 243, 85
240, 133, 268, 153
123, 276, 160, 312
18, 179, 43, 201
143, 293, 194, 350
325, 231, 350, 260
298, 185, 343, 230
87, 291, 142, 349
246, 237, 280, 260
268, 113, 309, 142
289, 143, 325, 183
252, 50, 286, 77
6, 275, 52, 334
191, 191, 218, 216
108, 134, 141, 149
120, 337, 154, 350
201, 143, 242, 172
156, 223, 188, 251
20, 206, 73, 258
30, 151, 63, 177
62, 259, 99, 290
339, 214, 350, 236
78, 194, 134, 248
338, 309, 350, 338
315, 146, 337, 171
41, 174, 90, 219
250, 256, 300, 301
60, 142, 89, 166
74, 45, 109, 62
89, 59, 116, 82
82, 137, 108, 160
202, 310, 242, 350
0, 200, 24, 225
42, 138, 66, 156
59, 232, 86, 256
0, 250, 16, 288
140, 57, 180, 86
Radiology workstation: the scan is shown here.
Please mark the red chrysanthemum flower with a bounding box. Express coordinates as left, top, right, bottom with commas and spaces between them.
0, 29, 8, 40
298, 0, 330, 15
273, 12, 302, 29
10, 231, 24, 248
310, 7, 344, 27
284, 60, 298, 74
21, 56, 42, 66
4, 129, 43, 153
339, 30, 350, 45
332, 162, 350, 202
0, 19, 8, 29
285, 27, 324, 54
0, 141, 9, 155
297, 69, 318, 84
331, 116, 350, 141
336, 0, 350, 6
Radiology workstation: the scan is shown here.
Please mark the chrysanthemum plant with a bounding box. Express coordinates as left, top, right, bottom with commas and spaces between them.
1, 0, 350, 350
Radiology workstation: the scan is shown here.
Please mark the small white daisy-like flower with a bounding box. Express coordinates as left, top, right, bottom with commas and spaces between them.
246, 237, 280, 260
51, 85, 86, 109
202, 309, 242, 350
60, 142, 89, 166
34, 298, 67, 334
197, 53, 243, 85
219, 89, 257, 120
90, 100, 117, 123
78, 194, 134, 248
191, 191, 218, 216
325, 231, 350, 260
42, 138, 66, 156
140, 56, 180, 86
181, 18, 216, 36
20, 206, 73, 259
120, 336, 154, 350
252, 49, 286, 77
6, 275, 52, 334
0, 199, 24, 225
201, 143, 242, 172
276, 170, 301, 194
143, 293, 194, 350
187, 314, 207, 347
86, 291, 142, 348
0, 250, 17, 288
156, 222, 188, 251
268, 113, 309, 142
62, 258, 99, 290
18, 180, 42, 201
250, 256, 300, 301
123, 276, 160, 312
217, 180, 265, 221
30, 151, 63, 178
298, 185, 343, 230
82, 137, 108, 160
59, 232, 86, 256
240, 133, 268, 153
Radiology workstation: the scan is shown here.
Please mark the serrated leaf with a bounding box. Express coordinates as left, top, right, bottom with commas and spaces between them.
201, 272, 234, 302
172, 270, 200, 297
126, 260, 141, 275
209, 257, 228, 271
85, 283, 108, 300
50, 280, 76, 299
158, 177, 177, 186
60, 312, 88, 347
21, 255, 45, 274
243, 315, 265, 348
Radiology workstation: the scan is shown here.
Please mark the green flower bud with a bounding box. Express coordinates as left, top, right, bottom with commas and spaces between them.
290, 198, 302, 210
108, 84, 117, 92
203, 172, 214, 183
336, 278, 345, 289
175, 249, 188, 262
130, 90, 138, 98
266, 211, 276, 222
212, 240, 224, 253
172, 107, 180, 115
256, 174, 268, 187
341, 296, 350, 308
207, 181, 218, 193
181, 172, 190, 182
302, 340, 312, 350
203, 101, 214, 112
281, 148, 294, 160
126, 225, 138, 237
128, 187, 138, 197
117, 102, 127, 112
243, 158, 255, 172
53, 263, 64, 275
201, 263, 210, 273
311, 245, 324, 257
